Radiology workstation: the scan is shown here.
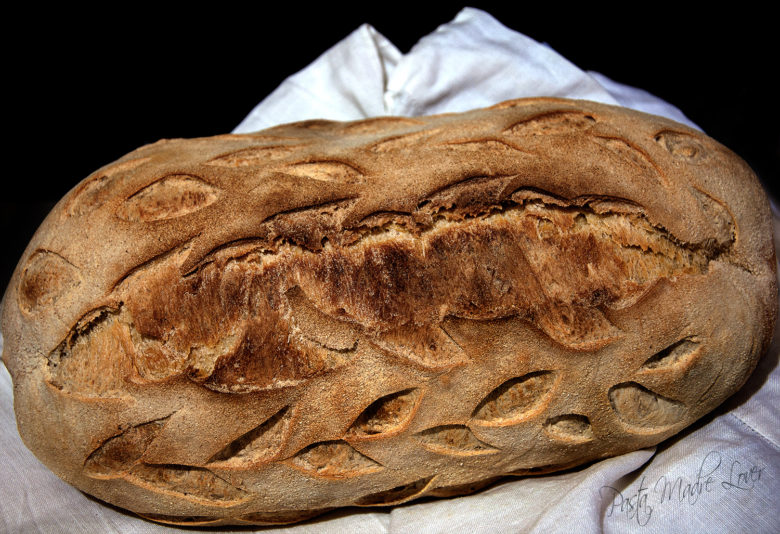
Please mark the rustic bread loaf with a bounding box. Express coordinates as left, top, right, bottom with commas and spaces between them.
2, 98, 776, 526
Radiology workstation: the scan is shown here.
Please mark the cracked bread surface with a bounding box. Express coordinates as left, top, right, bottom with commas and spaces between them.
1, 98, 776, 526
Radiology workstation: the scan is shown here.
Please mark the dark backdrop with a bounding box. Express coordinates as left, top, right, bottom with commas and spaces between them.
3, 6, 777, 295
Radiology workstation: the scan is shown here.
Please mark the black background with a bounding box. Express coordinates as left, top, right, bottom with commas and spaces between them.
3, 6, 777, 295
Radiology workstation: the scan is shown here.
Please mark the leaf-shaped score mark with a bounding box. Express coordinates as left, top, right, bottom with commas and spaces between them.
65, 157, 153, 217
84, 416, 170, 478
655, 131, 707, 163
116, 174, 220, 222
374, 324, 469, 370
370, 128, 441, 153
18, 250, 81, 314
609, 382, 685, 429
505, 111, 596, 136
135, 514, 222, 526
536, 304, 621, 351
286, 286, 360, 352
415, 425, 498, 456
207, 145, 302, 167
544, 414, 594, 443
355, 476, 435, 506
641, 338, 700, 370
590, 136, 658, 173
208, 407, 291, 467
289, 441, 383, 478
237, 509, 332, 525
342, 116, 423, 135
471, 371, 557, 426
347, 389, 422, 438
126, 464, 249, 505
419, 174, 520, 213
442, 139, 530, 155
282, 161, 363, 183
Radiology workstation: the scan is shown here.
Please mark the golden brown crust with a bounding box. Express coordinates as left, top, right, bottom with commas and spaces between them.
2, 98, 776, 525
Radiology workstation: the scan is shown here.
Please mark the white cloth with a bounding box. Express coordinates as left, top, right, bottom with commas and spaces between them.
2, 8, 777, 533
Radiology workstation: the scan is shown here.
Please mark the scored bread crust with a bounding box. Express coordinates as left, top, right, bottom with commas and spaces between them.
2, 98, 776, 526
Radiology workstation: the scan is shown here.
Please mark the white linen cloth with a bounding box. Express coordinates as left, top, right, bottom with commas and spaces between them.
2, 8, 777, 533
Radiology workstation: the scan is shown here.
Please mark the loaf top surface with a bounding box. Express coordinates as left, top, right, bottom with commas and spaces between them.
2, 97, 775, 378
0, 98, 776, 526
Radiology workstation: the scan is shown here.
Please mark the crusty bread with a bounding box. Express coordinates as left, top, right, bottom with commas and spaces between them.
2, 98, 776, 526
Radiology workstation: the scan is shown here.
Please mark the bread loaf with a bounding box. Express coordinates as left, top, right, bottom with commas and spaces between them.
2, 98, 776, 526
